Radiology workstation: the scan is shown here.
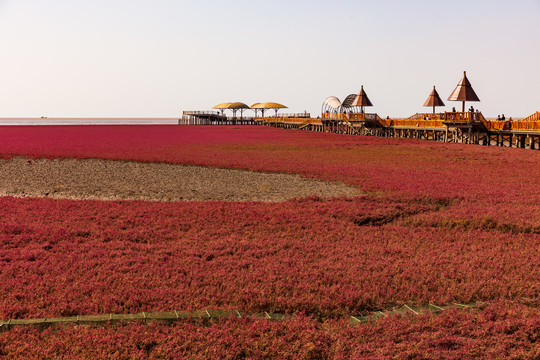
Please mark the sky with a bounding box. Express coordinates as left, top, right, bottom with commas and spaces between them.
0, 0, 539, 118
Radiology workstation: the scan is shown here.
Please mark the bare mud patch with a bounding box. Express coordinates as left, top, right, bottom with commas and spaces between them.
0, 158, 360, 202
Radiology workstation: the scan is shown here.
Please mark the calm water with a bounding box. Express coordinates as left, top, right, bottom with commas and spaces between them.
0, 118, 179, 125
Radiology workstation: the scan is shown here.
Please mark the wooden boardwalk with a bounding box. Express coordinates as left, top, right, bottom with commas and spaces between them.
0, 302, 484, 331
179, 111, 256, 125
254, 111, 540, 150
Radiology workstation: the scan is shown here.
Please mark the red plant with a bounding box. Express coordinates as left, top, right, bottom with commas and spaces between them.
0, 196, 537, 319
0, 125, 538, 225
0, 302, 537, 359
0, 125, 538, 358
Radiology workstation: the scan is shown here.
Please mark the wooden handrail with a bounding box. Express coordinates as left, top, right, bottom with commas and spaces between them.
408, 113, 445, 120
379, 119, 444, 128
520, 111, 540, 122
482, 119, 540, 131
256, 112, 540, 133
321, 113, 379, 122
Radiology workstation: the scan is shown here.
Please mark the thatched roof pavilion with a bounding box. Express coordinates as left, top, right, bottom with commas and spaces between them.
448, 71, 480, 112
351, 85, 373, 113
424, 86, 445, 114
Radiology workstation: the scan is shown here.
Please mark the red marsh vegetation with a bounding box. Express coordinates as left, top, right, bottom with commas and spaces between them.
0, 125, 538, 358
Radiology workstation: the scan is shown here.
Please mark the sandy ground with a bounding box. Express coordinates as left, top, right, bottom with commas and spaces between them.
0, 157, 360, 202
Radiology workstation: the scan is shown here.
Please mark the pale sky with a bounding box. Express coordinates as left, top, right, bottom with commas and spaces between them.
1, 0, 539, 118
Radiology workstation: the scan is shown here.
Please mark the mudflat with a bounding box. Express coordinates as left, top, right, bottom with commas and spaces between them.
0, 157, 359, 202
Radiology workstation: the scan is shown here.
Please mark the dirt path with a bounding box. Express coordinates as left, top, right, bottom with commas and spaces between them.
0, 157, 360, 202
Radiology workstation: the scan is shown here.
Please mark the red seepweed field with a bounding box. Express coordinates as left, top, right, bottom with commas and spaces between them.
0, 125, 539, 359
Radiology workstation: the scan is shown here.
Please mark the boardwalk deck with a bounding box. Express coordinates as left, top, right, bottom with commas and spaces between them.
180, 111, 256, 125
253, 111, 540, 150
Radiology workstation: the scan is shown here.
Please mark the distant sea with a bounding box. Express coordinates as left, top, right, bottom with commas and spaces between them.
0, 118, 179, 125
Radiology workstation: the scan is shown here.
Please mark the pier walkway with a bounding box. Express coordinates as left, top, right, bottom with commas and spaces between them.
254, 111, 540, 150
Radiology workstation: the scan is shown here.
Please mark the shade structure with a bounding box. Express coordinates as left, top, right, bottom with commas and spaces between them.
212, 102, 250, 110
448, 71, 480, 112
341, 94, 358, 108
351, 85, 373, 113
212, 102, 250, 118
250, 103, 261, 117
321, 94, 366, 114
322, 96, 342, 110
251, 102, 287, 116
423, 86, 445, 114
251, 102, 287, 109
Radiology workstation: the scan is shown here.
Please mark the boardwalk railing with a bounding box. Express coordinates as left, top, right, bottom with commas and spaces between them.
483, 119, 540, 131
484, 120, 510, 131
379, 119, 444, 128
250, 110, 540, 149
321, 113, 350, 121
182, 111, 222, 116
505, 120, 540, 131
320, 113, 380, 121
443, 112, 476, 122
380, 112, 479, 128
521, 111, 540, 122
257, 117, 322, 125
273, 113, 311, 118
408, 113, 445, 120
259, 113, 540, 131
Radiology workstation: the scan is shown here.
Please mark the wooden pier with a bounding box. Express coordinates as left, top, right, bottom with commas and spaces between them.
180, 111, 310, 126
179, 111, 256, 125
181, 73, 539, 149
254, 111, 540, 150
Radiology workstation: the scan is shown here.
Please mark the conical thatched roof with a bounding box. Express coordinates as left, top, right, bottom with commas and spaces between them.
448, 71, 480, 102
351, 85, 373, 107
424, 86, 445, 107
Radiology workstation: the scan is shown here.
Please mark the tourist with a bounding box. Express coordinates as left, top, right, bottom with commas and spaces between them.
501, 114, 506, 120
497, 115, 501, 120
